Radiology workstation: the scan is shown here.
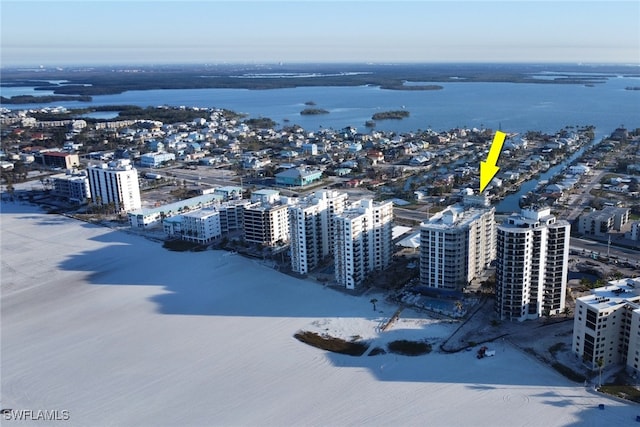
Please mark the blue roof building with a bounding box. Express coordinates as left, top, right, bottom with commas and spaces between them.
275, 167, 323, 187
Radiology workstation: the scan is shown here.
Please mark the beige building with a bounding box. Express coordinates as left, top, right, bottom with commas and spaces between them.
572, 277, 640, 375
419, 196, 495, 292
243, 201, 290, 247
578, 206, 630, 237
39, 151, 80, 169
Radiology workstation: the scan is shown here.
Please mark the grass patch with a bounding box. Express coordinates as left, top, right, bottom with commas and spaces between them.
551, 362, 586, 383
548, 342, 567, 355
294, 331, 369, 356
599, 385, 640, 403
387, 340, 432, 356
163, 239, 206, 252
368, 347, 387, 356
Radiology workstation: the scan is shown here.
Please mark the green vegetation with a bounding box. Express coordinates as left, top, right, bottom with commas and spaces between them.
599, 385, 640, 403
372, 110, 410, 120
381, 84, 443, 91
300, 108, 330, 115
387, 340, 432, 356
115, 106, 212, 123
294, 331, 369, 356
0, 95, 92, 104
244, 117, 277, 129
2, 64, 616, 97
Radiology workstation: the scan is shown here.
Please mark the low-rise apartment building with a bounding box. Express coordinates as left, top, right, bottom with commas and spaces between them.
578, 206, 630, 237
572, 277, 640, 375
181, 208, 222, 244
243, 200, 290, 246
50, 170, 91, 204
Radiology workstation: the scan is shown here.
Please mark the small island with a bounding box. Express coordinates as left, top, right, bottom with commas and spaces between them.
300, 108, 330, 115
625, 86, 640, 91
304, 101, 317, 106
372, 110, 410, 120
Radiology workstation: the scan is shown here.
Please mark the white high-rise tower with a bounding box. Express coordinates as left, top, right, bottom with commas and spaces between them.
495, 207, 570, 321
87, 159, 141, 213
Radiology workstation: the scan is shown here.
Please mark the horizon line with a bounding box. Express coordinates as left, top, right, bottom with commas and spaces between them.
2, 61, 640, 69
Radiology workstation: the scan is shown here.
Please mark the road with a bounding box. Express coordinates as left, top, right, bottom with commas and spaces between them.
393, 207, 431, 224
565, 170, 606, 221
570, 236, 640, 265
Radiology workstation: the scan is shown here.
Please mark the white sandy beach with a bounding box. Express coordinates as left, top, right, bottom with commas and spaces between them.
1, 201, 638, 426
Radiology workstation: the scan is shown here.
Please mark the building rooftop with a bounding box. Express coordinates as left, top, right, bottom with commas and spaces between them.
276, 167, 322, 179
421, 203, 492, 230
583, 206, 629, 221
129, 193, 223, 216
252, 189, 280, 196
43, 151, 74, 157
579, 277, 640, 311
183, 208, 219, 219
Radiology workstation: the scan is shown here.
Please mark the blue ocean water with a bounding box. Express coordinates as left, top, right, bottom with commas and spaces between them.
2, 74, 639, 140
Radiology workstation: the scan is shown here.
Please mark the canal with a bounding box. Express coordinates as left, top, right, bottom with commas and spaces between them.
495, 136, 601, 214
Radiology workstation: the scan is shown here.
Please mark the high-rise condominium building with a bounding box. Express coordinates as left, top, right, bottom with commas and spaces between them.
419, 196, 495, 292
87, 159, 141, 213
289, 190, 348, 274
495, 207, 570, 321
334, 199, 393, 290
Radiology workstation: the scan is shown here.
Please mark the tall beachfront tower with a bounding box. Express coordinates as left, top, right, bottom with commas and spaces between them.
87, 159, 141, 213
289, 190, 348, 275
419, 195, 495, 292
334, 199, 393, 290
495, 207, 570, 321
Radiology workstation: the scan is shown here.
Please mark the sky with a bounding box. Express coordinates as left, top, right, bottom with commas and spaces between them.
1, 0, 639, 66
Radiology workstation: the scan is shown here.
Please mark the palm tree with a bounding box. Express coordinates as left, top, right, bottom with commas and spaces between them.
454, 300, 463, 313
562, 307, 572, 318
596, 357, 605, 388
370, 298, 378, 312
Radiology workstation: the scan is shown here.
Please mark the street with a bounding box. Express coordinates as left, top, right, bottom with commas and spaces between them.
570, 236, 640, 266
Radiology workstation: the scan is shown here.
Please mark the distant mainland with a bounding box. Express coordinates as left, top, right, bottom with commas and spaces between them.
2, 63, 635, 97
0, 95, 92, 104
